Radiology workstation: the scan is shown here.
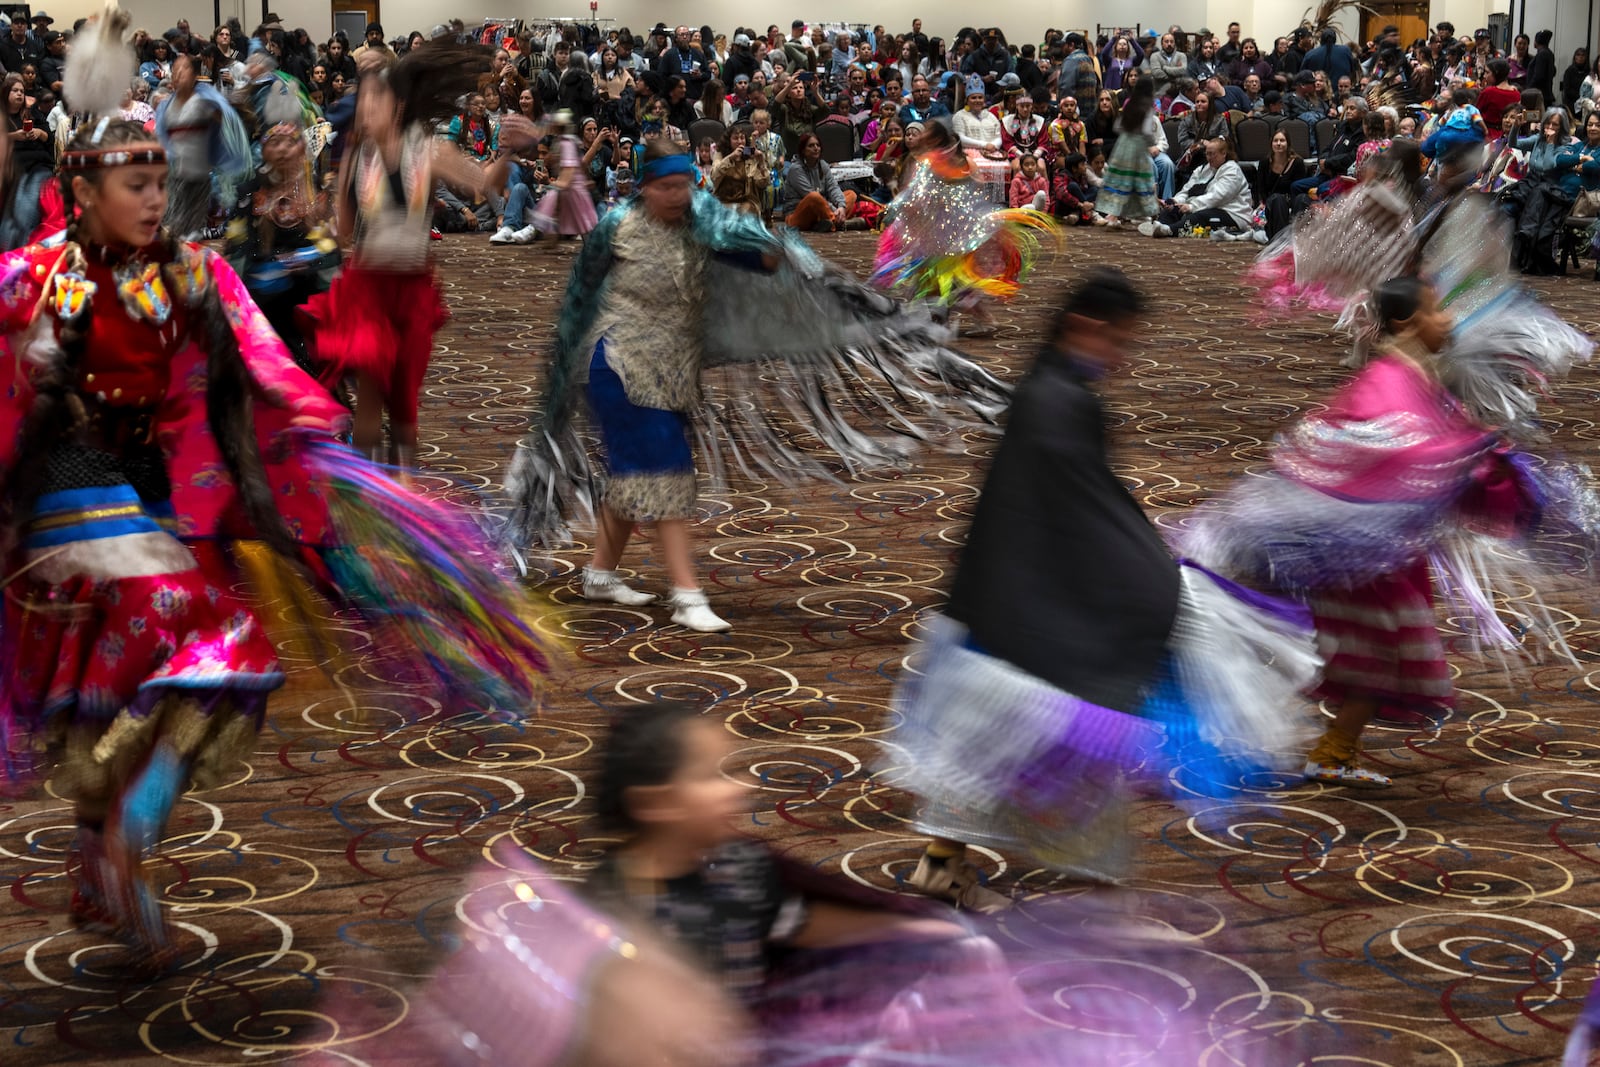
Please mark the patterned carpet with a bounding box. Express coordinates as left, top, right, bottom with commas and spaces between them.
3, 228, 1599, 1066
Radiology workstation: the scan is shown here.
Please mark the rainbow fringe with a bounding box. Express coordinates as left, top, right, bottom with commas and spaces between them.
302, 437, 555, 717
875, 208, 1058, 304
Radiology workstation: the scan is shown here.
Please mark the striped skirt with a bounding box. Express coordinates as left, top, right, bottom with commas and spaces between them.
1310, 560, 1453, 713
1096, 132, 1157, 219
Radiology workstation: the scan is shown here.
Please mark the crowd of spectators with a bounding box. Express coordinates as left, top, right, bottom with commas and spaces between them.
3, 11, 1599, 271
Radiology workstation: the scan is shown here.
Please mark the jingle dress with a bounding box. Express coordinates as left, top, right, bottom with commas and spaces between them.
871, 148, 1054, 306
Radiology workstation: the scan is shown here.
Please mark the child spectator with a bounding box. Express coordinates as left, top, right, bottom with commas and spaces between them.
1009, 151, 1049, 210
1051, 151, 1095, 223
1421, 86, 1488, 159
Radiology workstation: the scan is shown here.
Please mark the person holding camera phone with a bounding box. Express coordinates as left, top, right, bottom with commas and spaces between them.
710, 124, 768, 214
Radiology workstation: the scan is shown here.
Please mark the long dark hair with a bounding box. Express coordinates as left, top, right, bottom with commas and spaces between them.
1, 120, 299, 559
1373, 275, 1428, 333
1120, 78, 1154, 133
389, 40, 493, 128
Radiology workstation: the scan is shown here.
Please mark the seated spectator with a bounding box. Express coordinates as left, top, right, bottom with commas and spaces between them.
779, 131, 865, 230
1476, 105, 1529, 193
694, 77, 736, 124
1160, 76, 1197, 118
1085, 88, 1120, 157
639, 95, 684, 144
952, 76, 1008, 200
710, 124, 768, 214
1085, 146, 1107, 195
1291, 95, 1368, 201
1505, 107, 1577, 274
140, 37, 173, 89
1256, 127, 1308, 236
1140, 137, 1252, 237
861, 99, 900, 152
1239, 73, 1266, 111
1000, 92, 1046, 171
1419, 86, 1487, 160
871, 115, 908, 167
1173, 90, 1228, 183
1048, 93, 1086, 163
1050, 151, 1095, 224
1008, 150, 1049, 210
900, 74, 949, 124
693, 136, 718, 190
773, 75, 825, 144
1258, 89, 1288, 125
1288, 71, 1326, 126
1567, 109, 1600, 218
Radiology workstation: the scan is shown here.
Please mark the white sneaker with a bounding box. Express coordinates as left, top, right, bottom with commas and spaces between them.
1251, 229, 1269, 245
581, 566, 657, 606
488, 226, 517, 244
1104, 217, 1123, 230
1091, 213, 1110, 226
1149, 222, 1174, 238
669, 588, 731, 632
510, 224, 541, 244
1136, 220, 1156, 237
906, 851, 1013, 914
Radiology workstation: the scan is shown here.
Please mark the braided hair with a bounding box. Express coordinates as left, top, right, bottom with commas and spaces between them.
1, 119, 299, 561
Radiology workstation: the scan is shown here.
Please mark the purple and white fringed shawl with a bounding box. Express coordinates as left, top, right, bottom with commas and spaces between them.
884, 562, 1320, 878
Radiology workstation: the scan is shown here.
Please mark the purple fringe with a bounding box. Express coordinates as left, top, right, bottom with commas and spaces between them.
1177, 559, 1314, 628
1006, 698, 1160, 804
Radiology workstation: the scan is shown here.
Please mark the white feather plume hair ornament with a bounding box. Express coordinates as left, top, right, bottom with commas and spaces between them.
62, 3, 136, 126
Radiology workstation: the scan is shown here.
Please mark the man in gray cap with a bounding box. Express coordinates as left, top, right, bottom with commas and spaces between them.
28, 10, 52, 48
1055, 31, 1096, 104
723, 31, 757, 85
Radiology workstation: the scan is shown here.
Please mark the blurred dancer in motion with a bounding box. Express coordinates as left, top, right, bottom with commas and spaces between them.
511, 141, 1011, 634
317, 700, 1298, 1065
300, 41, 538, 471
872, 117, 1054, 335
891, 269, 1316, 906
225, 122, 339, 379
1188, 276, 1590, 786
0, 9, 553, 972
0, 118, 351, 969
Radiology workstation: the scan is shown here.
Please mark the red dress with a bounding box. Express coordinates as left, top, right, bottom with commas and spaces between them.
0, 238, 346, 790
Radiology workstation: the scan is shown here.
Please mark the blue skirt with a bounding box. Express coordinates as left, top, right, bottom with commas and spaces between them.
585, 341, 698, 521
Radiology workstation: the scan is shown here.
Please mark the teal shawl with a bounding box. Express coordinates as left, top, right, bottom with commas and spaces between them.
507, 191, 1011, 548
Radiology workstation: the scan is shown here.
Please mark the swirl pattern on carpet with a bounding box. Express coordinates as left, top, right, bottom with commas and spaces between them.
1, 231, 1598, 1065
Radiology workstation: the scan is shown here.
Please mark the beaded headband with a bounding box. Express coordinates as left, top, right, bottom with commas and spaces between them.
59, 145, 169, 172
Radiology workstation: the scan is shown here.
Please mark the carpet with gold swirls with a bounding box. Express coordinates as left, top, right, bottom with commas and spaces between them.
2, 230, 1598, 1066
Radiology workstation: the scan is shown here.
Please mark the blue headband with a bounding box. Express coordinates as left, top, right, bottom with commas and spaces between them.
639, 153, 696, 183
